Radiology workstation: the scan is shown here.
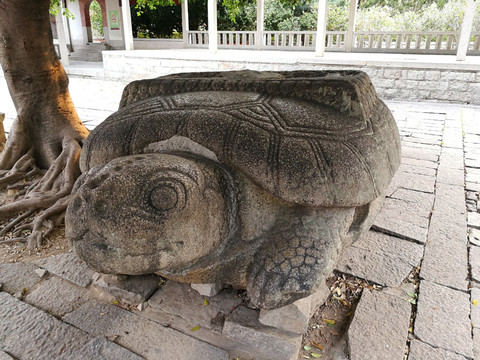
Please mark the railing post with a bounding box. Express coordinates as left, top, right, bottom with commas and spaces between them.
181, 0, 190, 48
256, 0, 264, 49
315, 0, 328, 56
345, 0, 358, 52
121, 0, 134, 50
208, 0, 218, 53
456, 0, 477, 61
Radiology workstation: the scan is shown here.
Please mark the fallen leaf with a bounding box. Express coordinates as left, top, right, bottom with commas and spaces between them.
203, 298, 210, 306
112, 300, 119, 305
191, 325, 200, 331
302, 356, 310, 359
322, 319, 335, 326
311, 353, 322, 358
304, 345, 312, 351
473, 299, 478, 306
312, 342, 324, 350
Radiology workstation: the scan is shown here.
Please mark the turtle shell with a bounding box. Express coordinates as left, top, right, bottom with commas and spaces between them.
80, 70, 401, 207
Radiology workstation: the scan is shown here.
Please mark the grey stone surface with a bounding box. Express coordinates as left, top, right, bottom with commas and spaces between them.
0, 262, 42, 296
401, 146, 439, 163
386, 170, 436, 196
64, 300, 229, 359
58, 336, 143, 360
67, 70, 401, 310
0, 352, 13, 360
0, 292, 92, 359
24, 276, 90, 317
409, 340, 469, 360
258, 283, 330, 334
436, 166, 465, 187
373, 196, 430, 243
469, 245, 480, 284
148, 280, 242, 331
471, 287, 480, 329
223, 306, 302, 360
415, 280, 474, 358
34, 252, 95, 287
469, 212, 480, 229
92, 273, 161, 304
347, 289, 411, 360
336, 231, 423, 287
191, 282, 222, 297
474, 327, 480, 360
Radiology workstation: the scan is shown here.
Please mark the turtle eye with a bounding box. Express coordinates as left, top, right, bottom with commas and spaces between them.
147, 180, 186, 215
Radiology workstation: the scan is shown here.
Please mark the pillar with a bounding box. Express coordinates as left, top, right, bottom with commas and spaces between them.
56, 9, 70, 65
121, 0, 134, 50
208, 0, 218, 53
182, 0, 190, 47
456, 0, 477, 61
256, 0, 264, 49
315, 0, 328, 56
345, 0, 358, 52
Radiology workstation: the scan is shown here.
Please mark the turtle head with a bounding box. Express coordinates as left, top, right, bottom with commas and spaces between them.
66, 153, 237, 275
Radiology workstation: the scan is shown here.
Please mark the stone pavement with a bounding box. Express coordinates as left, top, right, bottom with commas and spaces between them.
0, 74, 480, 359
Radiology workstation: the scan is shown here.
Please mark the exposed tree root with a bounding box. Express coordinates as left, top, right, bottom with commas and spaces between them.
0, 139, 82, 249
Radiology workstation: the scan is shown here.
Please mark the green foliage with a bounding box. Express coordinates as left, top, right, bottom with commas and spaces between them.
49, 0, 76, 19
135, 0, 177, 15
264, 0, 318, 31
89, 0, 104, 38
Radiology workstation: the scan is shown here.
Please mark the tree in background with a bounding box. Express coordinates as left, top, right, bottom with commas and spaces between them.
89, 0, 105, 40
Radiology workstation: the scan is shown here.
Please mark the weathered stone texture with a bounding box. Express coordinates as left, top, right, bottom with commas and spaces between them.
347, 289, 411, 360
64, 301, 229, 359
470, 245, 480, 284
414, 281, 474, 358
58, 336, 143, 360
34, 252, 94, 287
0, 292, 91, 359
409, 340, 469, 360
24, 276, 90, 317
0, 352, 13, 360
0, 262, 42, 296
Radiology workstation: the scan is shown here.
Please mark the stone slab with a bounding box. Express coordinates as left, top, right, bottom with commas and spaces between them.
414, 280, 474, 358
24, 276, 90, 317
336, 232, 422, 287
92, 273, 161, 304
0, 352, 13, 360
191, 282, 222, 297
401, 157, 437, 169
386, 170, 436, 196
34, 252, 95, 287
401, 146, 439, 162
64, 300, 228, 359
474, 327, 480, 360
468, 212, 480, 229
223, 306, 302, 360
0, 262, 42, 296
0, 292, 92, 359
409, 340, 469, 360
148, 281, 242, 331
471, 287, 480, 329
347, 289, 411, 360
436, 166, 465, 187
58, 336, 143, 360
469, 245, 480, 284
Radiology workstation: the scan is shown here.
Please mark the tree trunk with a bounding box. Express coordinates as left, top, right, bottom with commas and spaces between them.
0, 0, 89, 247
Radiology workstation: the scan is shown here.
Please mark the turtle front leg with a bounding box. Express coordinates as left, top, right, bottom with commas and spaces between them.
247, 207, 355, 310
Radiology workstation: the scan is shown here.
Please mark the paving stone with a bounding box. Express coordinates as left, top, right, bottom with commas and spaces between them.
336, 231, 423, 287
471, 287, 480, 329
0, 292, 92, 359
466, 182, 480, 193
401, 157, 437, 169
386, 170, 436, 196
436, 166, 464, 187
415, 280, 474, 358
58, 336, 143, 360
223, 306, 302, 360
0, 262, 42, 296
373, 196, 430, 243
470, 228, 480, 247
433, 183, 467, 216
474, 327, 480, 360
24, 276, 90, 317
469, 245, 480, 284
347, 289, 411, 360
0, 352, 13, 360
148, 281, 242, 332
389, 188, 435, 213
33, 252, 95, 287
92, 273, 161, 304
468, 211, 480, 229
438, 148, 466, 170
420, 218, 468, 291
64, 300, 228, 359
409, 340, 469, 360
401, 146, 439, 162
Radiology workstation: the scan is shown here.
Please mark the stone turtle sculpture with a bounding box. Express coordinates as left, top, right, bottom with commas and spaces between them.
66, 70, 401, 310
